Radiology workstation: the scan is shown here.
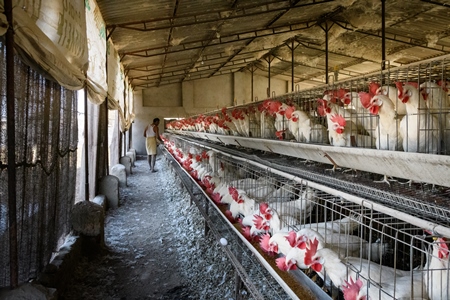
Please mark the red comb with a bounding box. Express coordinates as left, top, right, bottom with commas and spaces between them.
285, 231, 298, 248
228, 187, 239, 201
330, 114, 346, 127
369, 82, 380, 96
438, 80, 449, 92
437, 237, 449, 259
337, 88, 348, 99
276, 257, 289, 271
395, 82, 404, 99
241, 226, 252, 241
268, 101, 282, 113
210, 192, 222, 204
285, 106, 296, 120
259, 202, 269, 214
304, 238, 320, 266
342, 277, 364, 300
253, 215, 270, 231
358, 92, 372, 109
259, 233, 271, 252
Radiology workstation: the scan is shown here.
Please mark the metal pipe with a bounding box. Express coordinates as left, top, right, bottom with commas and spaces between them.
251, 66, 254, 102
172, 134, 450, 237
105, 37, 110, 176
123, 132, 126, 157
420, 0, 450, 7
381, 0, 386, 70
105, 99, 109, 175
165, 150, 303, 300
175, 130, 450, 188
325, 24, 329, 84
5, 0, 18, 289
268, 57, 271, 97
84, 86, 90, 201
291, 40, 294, 92
229, 150, 450, 238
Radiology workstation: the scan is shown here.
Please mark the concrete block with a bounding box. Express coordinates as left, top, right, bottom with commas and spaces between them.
127, 148, 136, 166
98, 175, 120, 209
92, 195, 107, 210
0, 283, 57, 300
110, 164, 127, 188
70, 201, 104, 237
119, 156, 132, 175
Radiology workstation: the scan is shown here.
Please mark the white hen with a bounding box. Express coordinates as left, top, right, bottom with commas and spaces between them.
396, 82, 440, 154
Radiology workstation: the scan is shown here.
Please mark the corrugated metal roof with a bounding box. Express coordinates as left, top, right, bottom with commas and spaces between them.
96, 0, 450, 90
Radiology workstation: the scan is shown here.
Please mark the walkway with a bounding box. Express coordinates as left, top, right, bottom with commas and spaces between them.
61, 152, 236, 300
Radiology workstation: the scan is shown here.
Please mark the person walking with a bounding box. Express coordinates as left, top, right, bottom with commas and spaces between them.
143, 118, 163, 172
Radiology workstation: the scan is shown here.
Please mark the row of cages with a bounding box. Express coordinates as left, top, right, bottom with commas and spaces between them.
163, 151, 303, 299
166, 54, 450, 156
162, 134, 450, 300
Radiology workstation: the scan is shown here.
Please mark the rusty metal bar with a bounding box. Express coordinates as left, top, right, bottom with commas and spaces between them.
5, 0, 18, 289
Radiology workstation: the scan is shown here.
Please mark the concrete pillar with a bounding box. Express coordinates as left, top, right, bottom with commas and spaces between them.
0, 283, 57, 299
110, 164, 127, 188
70, 200, 104, 244
128, 148, 136, 166
119, 156, 132, 175
92, 195, 107, 211
98, 175, 120, 209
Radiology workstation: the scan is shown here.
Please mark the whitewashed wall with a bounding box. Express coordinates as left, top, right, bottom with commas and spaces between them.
132, 71, 288, 155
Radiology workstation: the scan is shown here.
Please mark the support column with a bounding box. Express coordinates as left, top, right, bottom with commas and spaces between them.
291, 40, 295, 91
381, 0, 386, 71
84, 87, 90, 201
249, 65, 256, 102
104, 98, 109, 176
319, 22, 333, 84
5, 0, 18, 289
286, 39, 300, 92
265, 56, 274, 97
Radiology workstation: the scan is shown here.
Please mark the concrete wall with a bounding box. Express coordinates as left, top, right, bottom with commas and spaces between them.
234, 72, 288, 105
131, 71, 288, 155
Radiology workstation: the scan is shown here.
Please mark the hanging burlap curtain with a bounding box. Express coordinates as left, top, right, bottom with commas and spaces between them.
0, 0, 84, 287
0, 40, 78, 287
0, 0, 88, 89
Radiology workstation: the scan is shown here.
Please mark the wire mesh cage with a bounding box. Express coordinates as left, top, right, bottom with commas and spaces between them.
164, 134, 450, 300
167, 54, 450, 156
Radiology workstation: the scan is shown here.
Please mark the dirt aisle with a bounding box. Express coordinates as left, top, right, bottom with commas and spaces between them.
62, 153, 208, 299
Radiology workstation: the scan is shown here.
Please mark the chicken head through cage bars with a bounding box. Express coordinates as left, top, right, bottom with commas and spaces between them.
167, 54, 450, 157
163, 134, 450, 300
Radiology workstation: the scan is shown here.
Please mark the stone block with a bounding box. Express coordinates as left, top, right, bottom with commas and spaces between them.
70, 201, 104, 237
110, 164, 127, 188
92, 194, 107, 210
98, 175, 120, 209
119, 156, 132, 175
127, 149, 136, 166
0, 283, 57, 300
